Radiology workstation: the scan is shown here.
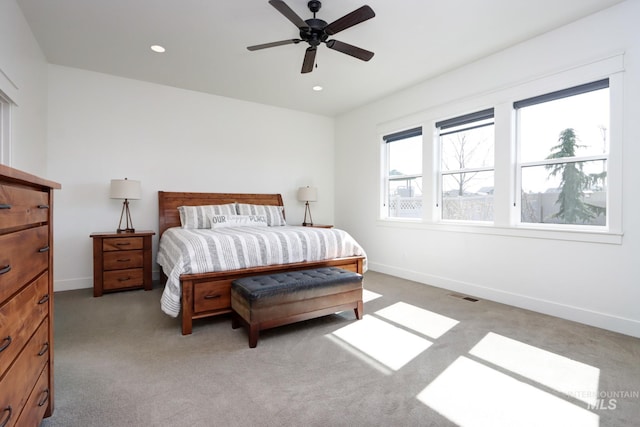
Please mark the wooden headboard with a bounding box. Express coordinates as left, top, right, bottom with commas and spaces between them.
158, 191, 285, 236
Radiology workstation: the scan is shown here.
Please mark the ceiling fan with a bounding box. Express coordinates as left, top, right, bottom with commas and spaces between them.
247, 0, 375, 74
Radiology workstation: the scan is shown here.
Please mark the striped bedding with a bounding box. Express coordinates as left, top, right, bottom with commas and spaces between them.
158, 226, 367, 317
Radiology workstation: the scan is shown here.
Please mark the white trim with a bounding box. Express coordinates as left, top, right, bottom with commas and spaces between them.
0, 90, 11, 166
376, 218, 623, 245
368, 262, 638, 338
0, 66, 19, 106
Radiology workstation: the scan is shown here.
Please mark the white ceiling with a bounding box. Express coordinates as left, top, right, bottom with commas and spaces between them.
17, 0, 624, 117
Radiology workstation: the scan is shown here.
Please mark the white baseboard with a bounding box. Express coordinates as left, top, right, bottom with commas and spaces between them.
54, 277, 92, 292
54, 270, 162, 293
368, 262, 640, 339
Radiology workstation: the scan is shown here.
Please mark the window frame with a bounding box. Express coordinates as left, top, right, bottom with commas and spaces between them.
381, 127, 423, 220
436, 108, 496, 223
514, 79, 612, 230
376, 54, 623, 244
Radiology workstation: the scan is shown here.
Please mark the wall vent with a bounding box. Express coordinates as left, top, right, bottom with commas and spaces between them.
448, 292, 479, 302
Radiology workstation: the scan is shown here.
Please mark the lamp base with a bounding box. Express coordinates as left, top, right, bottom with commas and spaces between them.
302, 201, 314, 227
116, 199, 136, 234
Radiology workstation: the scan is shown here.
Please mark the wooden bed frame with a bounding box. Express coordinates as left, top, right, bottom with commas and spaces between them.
158, 191, 365, 335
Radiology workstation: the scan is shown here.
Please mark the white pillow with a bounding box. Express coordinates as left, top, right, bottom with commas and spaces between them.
210, 214, 269, 229
178, 203, 237, 229
236, 203, 286, 226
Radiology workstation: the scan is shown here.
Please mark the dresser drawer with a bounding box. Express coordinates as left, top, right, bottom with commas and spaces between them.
0, 184, 49, 230
103, 237, 143, 251
0, 225, 49, 304
0, 272, 49, 378
193, 281, 231, 313
103, 268, 144, 290
0, 318, 49, 427
103, 250, 143, 271
13, 365, 50, 427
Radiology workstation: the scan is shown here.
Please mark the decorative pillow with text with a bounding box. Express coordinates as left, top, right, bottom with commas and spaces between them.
178, 203, 237, 229
236, 203, 286, 226
210, 214, 269, 229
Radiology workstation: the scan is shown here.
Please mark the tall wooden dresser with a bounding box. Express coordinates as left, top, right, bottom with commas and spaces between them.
0, 164, 60, 426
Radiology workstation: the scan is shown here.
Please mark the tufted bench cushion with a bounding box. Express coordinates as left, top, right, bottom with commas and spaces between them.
231, 267, 363, 348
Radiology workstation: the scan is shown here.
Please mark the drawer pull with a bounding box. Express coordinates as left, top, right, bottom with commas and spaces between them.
116, 242, 131, 246
37, 204, 50, 209
38, 294, 50, 304
118, 277, 132, 282
0, 336, 11, 352
0, 204, 10, 209
37, 388, 50, 407
0, 265, 10, 275
39, 245, 50, 253
38, 342, 49, 356
0, 406, 11, 427
117, 258, 131, 262
204, 294, 221, 300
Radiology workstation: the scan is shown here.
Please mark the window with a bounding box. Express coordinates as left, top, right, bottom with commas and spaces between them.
515, 80, 609, 227
437, 109, 495, 222
383, 127, 423, 218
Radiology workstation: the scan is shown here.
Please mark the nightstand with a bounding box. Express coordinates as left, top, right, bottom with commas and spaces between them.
90, 230, 155, 297
302, 224, 334, 228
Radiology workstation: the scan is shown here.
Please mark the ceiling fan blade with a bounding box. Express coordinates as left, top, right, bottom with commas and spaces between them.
301, 47, 317, 73
247, 39, 300, 51
326, 39, 374, 61
325, 5, 375, 36
268, 0, 309, 29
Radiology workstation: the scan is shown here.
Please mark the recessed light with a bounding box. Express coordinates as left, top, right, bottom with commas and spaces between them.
312, 85, 323, 92
150, 45, 166, 53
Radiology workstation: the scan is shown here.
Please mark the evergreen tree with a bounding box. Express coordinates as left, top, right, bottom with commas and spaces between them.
545, 128, 605, 223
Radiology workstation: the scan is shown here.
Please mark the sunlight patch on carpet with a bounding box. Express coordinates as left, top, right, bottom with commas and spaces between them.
363, 288, 382, 303
330, 314, 432, 371
375, 302, 459, 339
417, 356, 599, 427
469, 332, 600, 405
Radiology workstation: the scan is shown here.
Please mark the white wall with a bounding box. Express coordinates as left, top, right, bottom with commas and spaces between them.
0, 0, 48, 173
47, 65, 335, 292
335, 1, 640, 338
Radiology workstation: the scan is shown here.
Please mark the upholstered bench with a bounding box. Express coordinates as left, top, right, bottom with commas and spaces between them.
230, 267, 364, 348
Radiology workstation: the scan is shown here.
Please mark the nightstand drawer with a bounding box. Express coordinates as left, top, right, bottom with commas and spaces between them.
103, 250, 143, 270
103, 268, 144, 290
103, 237, 143, 251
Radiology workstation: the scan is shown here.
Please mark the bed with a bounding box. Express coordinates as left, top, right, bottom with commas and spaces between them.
157, 191, 367, 335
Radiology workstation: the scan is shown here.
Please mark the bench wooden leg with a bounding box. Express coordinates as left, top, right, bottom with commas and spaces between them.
231, 312, 241, 329
354, 300, 363, 320
249, 324, 259, 348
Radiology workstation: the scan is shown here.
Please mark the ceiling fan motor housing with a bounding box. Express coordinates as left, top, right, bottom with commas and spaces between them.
300, 18, 328, 47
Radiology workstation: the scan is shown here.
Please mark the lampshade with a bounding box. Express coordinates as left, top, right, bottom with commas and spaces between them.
110, 179, 141, 200
297, 186, 317, 202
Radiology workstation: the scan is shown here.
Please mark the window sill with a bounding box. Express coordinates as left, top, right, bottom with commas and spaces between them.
376, 218, 623, 245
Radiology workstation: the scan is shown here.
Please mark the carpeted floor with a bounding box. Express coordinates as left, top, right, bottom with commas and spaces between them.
41, 271, 639, 426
